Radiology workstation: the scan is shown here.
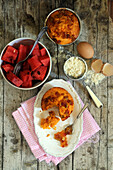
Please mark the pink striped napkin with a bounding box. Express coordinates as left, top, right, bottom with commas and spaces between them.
12, 85, 100, 165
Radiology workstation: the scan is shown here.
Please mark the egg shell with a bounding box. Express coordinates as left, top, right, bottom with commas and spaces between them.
77, 42, 94, 59
91, 59, 103, 73
102, 63, 113, 76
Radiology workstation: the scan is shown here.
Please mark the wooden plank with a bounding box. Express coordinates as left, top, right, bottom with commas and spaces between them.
108, 148, 113, 169
0, 74, 3, 170
19, 0, 41, 169
87, 1, 108, 169
73, 0, 109, 169
95, 0, 109, 169
2, 0, 23, 169
0, 0, 4, 169
73, 0, 99, 169
3, 85, 22, 170
38, 161, 57, 170
108, 0, 113, 21
108, 17, 113, 148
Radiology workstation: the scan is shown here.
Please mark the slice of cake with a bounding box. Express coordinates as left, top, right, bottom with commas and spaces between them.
41, 87, 74, 121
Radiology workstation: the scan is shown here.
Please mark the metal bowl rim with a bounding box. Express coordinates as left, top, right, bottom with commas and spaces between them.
44, 7, 82, 46
63, 56, 88, 81
0, 37, 52, 90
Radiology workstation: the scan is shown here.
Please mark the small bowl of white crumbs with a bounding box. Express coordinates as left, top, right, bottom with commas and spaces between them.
64, 56, 87, 81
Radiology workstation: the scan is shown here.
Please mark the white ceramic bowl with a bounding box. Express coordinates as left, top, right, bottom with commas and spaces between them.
0, 38, 52, 90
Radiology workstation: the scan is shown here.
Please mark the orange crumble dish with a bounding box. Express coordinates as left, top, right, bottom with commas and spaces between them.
46, 9, 80, 45
40, 111, 60, 129
41, 87, 74, 121
46, 134, 50, 137
54, 125, 72, 147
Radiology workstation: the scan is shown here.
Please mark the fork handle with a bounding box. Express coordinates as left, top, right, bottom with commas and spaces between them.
25, 26, 48, 60
77, 103, 88, 119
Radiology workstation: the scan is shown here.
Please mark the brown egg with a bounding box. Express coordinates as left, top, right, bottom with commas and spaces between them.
77, 42, 94, 59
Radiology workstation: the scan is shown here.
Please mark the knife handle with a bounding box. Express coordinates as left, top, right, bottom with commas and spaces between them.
86, 85, 103, 108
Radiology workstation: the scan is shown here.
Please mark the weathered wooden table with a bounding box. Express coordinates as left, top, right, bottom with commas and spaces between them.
0, 0, 113, 169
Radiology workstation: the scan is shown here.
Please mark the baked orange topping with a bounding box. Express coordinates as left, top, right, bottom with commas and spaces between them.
46, 134, 50, 137
54, 130, 68, 147
40, 111, 60, 129
54, 125, 72, 147
46, 9, 80, 45
41, 87, 74, 121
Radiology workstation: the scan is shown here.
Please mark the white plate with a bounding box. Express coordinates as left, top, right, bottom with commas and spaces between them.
33, 79, 83, 157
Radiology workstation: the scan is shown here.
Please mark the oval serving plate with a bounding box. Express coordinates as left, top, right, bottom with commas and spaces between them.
33, 79, 83, 157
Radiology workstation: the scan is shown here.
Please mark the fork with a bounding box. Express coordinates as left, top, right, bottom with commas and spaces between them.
13, 26, 48, 76
65, 103, 88, 133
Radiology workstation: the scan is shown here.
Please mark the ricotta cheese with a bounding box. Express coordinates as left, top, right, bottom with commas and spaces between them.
64, 57, 86, 78
84, 70, 105, 87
